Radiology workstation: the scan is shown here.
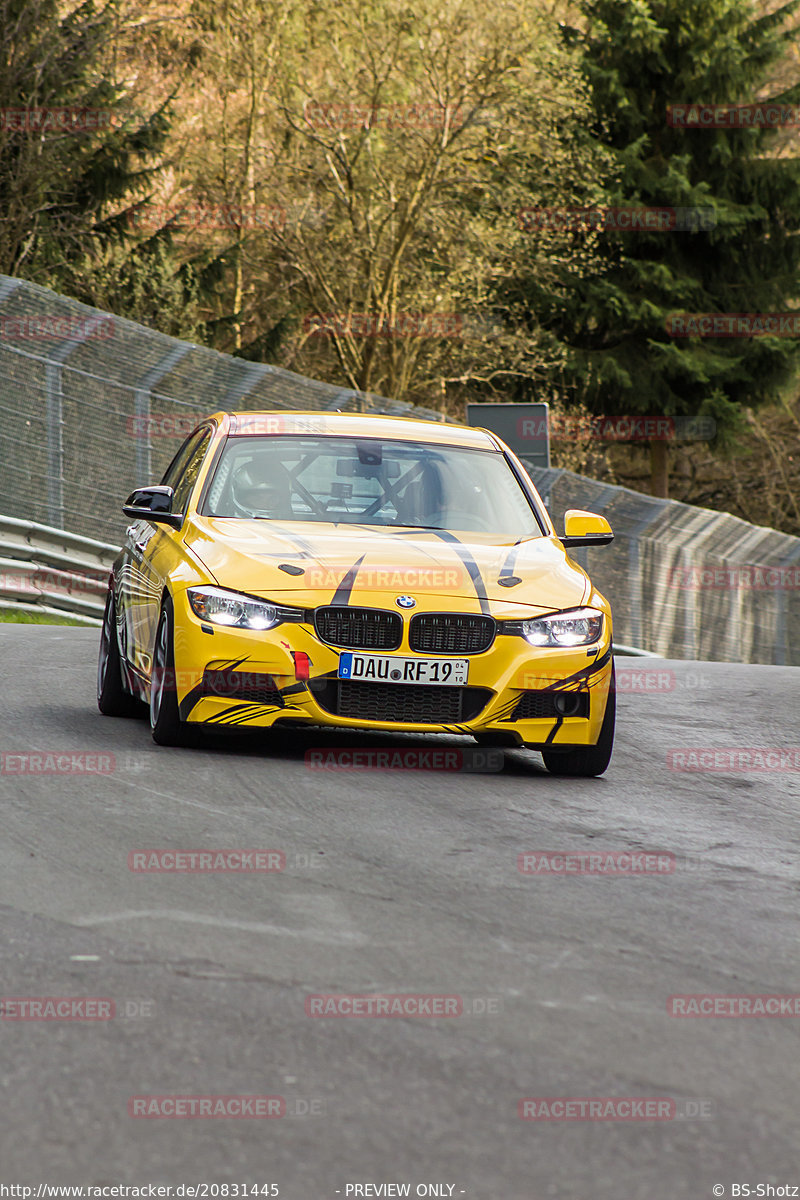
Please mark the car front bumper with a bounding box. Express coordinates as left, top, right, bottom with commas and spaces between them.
169, 588, 614, 748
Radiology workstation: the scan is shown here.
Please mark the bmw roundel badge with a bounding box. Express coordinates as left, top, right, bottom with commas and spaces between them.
396, 595, 416, 609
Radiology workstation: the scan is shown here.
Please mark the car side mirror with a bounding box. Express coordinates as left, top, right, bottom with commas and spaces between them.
560, 508, 614, 548
123, 485, 183, 529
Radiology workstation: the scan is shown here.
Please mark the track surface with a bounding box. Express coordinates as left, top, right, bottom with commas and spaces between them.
1, 626, 800, 1197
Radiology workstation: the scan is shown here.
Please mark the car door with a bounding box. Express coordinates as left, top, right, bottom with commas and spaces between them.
122, 426, 213, 677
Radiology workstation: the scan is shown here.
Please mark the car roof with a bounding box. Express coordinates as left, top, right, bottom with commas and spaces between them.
207, 410, 501, 451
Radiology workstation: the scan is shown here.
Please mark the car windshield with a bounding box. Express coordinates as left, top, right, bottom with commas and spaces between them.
202, 435, 543, 537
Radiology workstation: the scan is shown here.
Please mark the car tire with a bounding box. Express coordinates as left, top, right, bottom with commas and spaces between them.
150, 595, 192, 746
541, 663, 616, 778
97, 588, 141, 717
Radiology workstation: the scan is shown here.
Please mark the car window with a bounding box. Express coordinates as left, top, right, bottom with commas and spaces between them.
171, 429, 212, 516
203, 435, 542, 536
161, 428, 208, 491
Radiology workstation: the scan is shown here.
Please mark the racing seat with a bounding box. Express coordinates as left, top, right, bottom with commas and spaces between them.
396, 463, 445, 527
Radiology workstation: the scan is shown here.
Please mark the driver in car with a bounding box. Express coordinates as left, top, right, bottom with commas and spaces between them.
230, 458, 295, 519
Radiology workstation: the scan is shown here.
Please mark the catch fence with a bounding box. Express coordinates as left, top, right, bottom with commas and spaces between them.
1, 275, 798, 663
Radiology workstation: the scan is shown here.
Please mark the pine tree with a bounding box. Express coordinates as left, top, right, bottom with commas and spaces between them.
0, 0, 201, 336
529, 0, 800, 495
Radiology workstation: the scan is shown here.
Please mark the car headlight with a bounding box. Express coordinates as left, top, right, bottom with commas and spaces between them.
187, 586, 303, 631
520, 607, 604, 647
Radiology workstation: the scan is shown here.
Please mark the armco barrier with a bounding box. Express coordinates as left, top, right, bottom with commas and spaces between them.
0, 514, 116, 624
524, 467, 800, 666
0, 512, 665, 644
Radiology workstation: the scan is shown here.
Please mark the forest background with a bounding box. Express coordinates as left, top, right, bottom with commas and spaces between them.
3, 0, 800, 531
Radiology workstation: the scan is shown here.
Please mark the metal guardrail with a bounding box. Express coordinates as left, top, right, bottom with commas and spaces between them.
0, 511, 664, 649
526, 465, 800, 667
0, 515, 117, 625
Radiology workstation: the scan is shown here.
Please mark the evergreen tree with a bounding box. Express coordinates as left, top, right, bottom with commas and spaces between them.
0, 0, 201, 336
529, 0, 800, 495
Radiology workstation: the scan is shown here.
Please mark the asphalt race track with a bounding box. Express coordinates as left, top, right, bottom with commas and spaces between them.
1, 625, 799, 1197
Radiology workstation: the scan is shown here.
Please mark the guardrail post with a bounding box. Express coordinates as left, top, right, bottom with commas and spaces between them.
627, 501, 669, 651
222, 362, 271, 413
134, 346, 193, 482
44, 360, 65, 528
44, 315, 111, 528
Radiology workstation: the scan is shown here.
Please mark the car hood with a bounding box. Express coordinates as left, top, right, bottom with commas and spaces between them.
184, 518, 590, 613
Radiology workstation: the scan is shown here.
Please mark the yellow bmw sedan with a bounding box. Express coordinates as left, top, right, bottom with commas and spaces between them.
98, 411, 616, 776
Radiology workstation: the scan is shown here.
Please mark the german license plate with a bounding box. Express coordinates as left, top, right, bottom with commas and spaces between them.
338, 651, 469, 686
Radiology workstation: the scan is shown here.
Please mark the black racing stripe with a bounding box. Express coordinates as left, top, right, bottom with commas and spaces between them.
543, 655, 612, 744
177, 656, 251, 719
280, 682, 309, 698
203, 701, 301, 726
223, 704, 299, 727
545, 646, 613, 691
179, 683, 206, 721
376, 531, 450, 565
330, 554, 366, 606
429, 531, 490, 615
544, 716, 564, 745
499, 538, 524, 580
203, 702, 265, 725
265, 524, 320, 559
176, 658, 264, 721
